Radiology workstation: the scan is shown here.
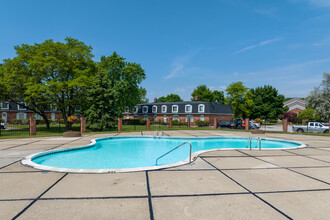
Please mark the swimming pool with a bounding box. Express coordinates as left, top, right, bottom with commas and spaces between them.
22, 136, 305, 173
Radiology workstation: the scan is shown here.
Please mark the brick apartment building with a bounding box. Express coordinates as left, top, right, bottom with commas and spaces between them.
283, 98, 306, 116
124, 98, 234, 126
0, 101, 62, 123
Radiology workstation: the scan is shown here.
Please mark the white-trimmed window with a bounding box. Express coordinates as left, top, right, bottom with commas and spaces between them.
198, 104, 205, 113
143, 115, 148, 120
135, 106, 138, 113
126, 114, 130, 119
185, 115, 193, 122
1, 102, 9, 110
16, 113, 27, 120
200, 115, 204, 121
154, 115, 157, 121
18, 102, 27, 110
173, 115, 180, 121
51, 113, 56, 120
34, 113, 43, 119
172, 105, 178, 113
161, 105, 167, 113
185, 105, 192, 113
152, 105, 157, 113
163, 115, 167, 122
142, 106, 148, 113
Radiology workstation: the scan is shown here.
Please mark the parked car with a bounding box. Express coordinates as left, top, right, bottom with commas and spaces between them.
249, 121, 259, 130
217, 121, 232, 129
293, 122, 329, 133
0, 122, 6, 129
322, 122, 329, 127
231, 118, 246, 129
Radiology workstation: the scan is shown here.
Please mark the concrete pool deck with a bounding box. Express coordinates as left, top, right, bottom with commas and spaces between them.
0, 130, 329, 219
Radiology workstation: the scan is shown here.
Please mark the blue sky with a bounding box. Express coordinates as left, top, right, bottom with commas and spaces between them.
1, 0, 329, 101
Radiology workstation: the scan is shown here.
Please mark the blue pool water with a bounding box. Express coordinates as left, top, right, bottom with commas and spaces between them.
32, 136, 301, 170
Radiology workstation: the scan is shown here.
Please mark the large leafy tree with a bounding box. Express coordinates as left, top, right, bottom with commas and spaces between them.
225, 82, 253, 118
85, 52, 146, 130
158, 94, 183, 102
306, 73, 330, 121
191, 85, 225, 104
213, 90, 225, 104
0, 37, 95, 129
250, 85, 285, 120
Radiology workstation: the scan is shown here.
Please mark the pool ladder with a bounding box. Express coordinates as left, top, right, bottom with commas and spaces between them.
246, 137, 262, 150
155, 142, 192, 165
155, 130, 164, 136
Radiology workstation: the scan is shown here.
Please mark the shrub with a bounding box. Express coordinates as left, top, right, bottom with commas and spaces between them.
10, 119, 29, 125
122, 119, 146, 125
284, 111, 297, 123
0, 118, 4, 123
195, 120, 210, 127
254, 118, 262, 123
172, 120, 187, 126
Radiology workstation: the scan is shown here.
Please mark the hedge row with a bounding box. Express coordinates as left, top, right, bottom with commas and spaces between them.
195, 120, 210, 127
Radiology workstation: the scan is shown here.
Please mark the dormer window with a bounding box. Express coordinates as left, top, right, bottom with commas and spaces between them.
142, 106, 148, 113
152, 105, 157, 113
185, 105, 192, 113
1, 102, 9, 110
198, 104, 205, 113
161, 105, 167, 113
172, 105, 178, 113
18, 102, 27, 110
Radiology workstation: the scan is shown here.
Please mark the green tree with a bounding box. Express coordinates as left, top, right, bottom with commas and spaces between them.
158, 94, 183, 102
191, 85, 214, 102
213, 90, 225, 104
85, 52, 146, 130
297, 107, 321, 123
190, 85, 225, 103
0, 38, 95, 129
85, 71, 117, 130
306, 73, 330, 121
250, 85, 285, 120
225, 82, 253, 118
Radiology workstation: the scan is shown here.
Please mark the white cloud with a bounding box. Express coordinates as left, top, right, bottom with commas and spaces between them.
164, 49, 201, 80
234, 37, 284, 54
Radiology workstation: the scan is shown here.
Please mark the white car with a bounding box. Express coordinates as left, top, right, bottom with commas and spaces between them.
0, 122, 6, 129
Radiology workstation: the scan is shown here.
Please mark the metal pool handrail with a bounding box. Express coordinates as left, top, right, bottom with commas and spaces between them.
155, 142, 192, 165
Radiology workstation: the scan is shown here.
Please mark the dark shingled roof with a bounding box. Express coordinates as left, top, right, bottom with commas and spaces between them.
134, 101, 233, 115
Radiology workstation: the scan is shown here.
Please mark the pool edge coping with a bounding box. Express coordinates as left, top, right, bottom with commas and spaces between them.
21, 135, 307, 173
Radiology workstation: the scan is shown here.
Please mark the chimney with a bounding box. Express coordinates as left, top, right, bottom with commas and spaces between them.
154, 98, 157, 103
194, 96, 199, 101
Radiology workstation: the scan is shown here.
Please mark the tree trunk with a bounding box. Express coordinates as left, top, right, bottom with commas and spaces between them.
42, 115, 50, 129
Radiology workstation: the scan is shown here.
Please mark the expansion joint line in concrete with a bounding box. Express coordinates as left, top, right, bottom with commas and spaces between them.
1, 140, 42, 150
0, 160, 22, 170
236, 150, 330, 186
282, 149, 330, 164
12, 173, 68, 220
47, 137, 84, 150
145, 171, 154, 220
200, 157, 293, 220
177, 130, 198, 137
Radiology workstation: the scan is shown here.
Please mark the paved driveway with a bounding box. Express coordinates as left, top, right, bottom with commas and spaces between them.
0, 131, 329, 219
